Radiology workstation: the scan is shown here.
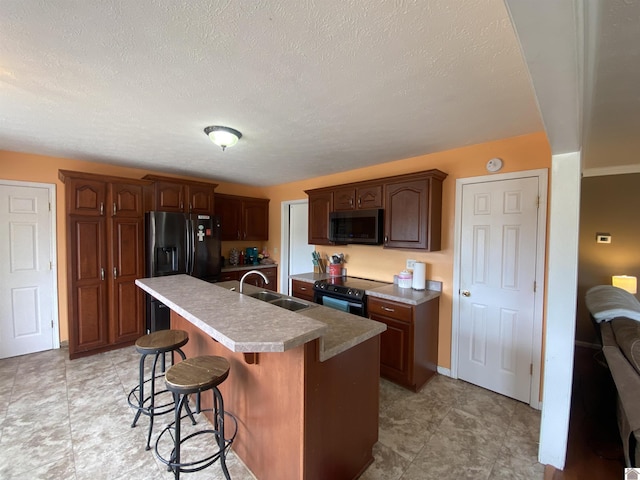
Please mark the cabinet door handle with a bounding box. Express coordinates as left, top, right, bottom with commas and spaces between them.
100, 268, 105, 281
358, 197, 362, 206
300, 286, 307, 291
113, 267, 118, 279
237, 230, 241, 240
381, 306, 395, 312
384, 235, 388, 244
113, 202, 117, 216
99, 202, 104, 216
180, 202, 184, 210
189, 203, 193, 212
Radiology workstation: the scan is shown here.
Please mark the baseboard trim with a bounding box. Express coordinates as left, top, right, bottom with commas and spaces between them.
437, 366, 452, 377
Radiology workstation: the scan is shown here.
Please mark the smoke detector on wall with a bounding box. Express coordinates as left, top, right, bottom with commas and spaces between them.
486, 158, 503, 172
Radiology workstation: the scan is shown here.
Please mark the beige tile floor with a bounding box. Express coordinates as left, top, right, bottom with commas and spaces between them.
0, 346, 543, 479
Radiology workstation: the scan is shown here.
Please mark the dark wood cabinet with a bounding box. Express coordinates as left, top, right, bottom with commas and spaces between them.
243, 199, 269, 241
67, 178, 107, 216
143, 174, 217, 214
333, 184, 383, 211
215, 194, 269, 241
357, 184, 383, 209
291, 280, 315, 302
60, 170, 149, 359
368, 295, 439, 392
187, 183, 216, 214
305, 170, 445, 249
69, 215, 109, 352
306, 191, 333, 245
384, 171, 446, 251
218, 267, 277, 291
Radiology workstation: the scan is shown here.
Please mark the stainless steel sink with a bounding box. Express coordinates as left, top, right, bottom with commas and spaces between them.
248, 291, 281, 302
269, 298, 310, 312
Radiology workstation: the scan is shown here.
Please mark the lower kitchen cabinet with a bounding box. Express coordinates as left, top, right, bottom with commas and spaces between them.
367, 295, 439, 391
291, 279, 315, 302
219, 267, 277, 291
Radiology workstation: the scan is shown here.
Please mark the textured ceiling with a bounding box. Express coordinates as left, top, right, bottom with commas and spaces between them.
1, 1, 637, 185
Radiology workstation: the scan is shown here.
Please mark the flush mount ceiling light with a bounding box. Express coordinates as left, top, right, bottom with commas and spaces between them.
204, 126, 242, 151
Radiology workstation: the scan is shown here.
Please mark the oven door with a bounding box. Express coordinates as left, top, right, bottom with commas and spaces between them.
313, 291, 366, 317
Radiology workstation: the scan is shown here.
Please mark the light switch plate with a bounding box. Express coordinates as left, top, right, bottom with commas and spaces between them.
406, 259, 416, 270
596, 233, 611, 244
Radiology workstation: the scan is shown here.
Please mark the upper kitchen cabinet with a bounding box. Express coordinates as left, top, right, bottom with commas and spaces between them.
384, 170, 446, 251
305, 169, 446, 250
59, 170, 150, 359
333, 183, 383, 211
306, 190, 333, 245
66, 177, 108, 216
143, 174, 218, 214
215, 194, 269, 241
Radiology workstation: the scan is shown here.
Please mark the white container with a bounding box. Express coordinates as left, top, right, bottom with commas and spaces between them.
398, 270, 413, 289
412, 262, 426, 290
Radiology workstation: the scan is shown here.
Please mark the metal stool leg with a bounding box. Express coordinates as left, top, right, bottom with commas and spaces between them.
131, 352, 148, 428
213, 387, 231, 480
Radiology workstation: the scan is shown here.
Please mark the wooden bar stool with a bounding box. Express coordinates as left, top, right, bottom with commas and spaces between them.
127, 329, 195, 450
155, 355, 237, 480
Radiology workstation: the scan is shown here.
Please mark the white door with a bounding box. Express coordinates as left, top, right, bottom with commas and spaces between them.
458, 176, 539, 403
287, 202, 314, 293
0, 183, 56, 359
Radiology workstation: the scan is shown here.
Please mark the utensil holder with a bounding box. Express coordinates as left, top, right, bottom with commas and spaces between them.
328, 264, 342, 277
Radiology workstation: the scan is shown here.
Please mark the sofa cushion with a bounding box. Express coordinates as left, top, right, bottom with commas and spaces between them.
611, 317, 640, 375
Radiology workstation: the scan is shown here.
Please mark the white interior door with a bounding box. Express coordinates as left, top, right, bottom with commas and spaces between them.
457, 176, 539, 403
0, 182, 56, 359
287, 202, 314, 293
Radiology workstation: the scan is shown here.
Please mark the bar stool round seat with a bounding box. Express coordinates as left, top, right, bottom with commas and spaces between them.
155, 355, 237, 480
127, 330, 195, 450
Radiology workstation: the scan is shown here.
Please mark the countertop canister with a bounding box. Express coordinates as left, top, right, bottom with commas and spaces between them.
398, 270, 413, 289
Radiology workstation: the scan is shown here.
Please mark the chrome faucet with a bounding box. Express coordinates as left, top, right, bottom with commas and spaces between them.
239, 270, 269, 293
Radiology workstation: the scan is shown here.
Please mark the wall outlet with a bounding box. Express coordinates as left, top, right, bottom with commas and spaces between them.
406, 259, 416, 270
596, 233, 611, 244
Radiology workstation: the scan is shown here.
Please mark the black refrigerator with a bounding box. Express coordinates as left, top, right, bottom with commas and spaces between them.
145, 211, 222, 332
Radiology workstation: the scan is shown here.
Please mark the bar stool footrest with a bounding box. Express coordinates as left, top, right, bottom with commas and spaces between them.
155, 410, 238, 474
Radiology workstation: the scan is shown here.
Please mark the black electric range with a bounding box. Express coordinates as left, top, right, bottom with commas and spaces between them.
313, 276, 390, 316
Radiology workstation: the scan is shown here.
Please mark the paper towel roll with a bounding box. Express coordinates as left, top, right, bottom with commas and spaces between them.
412, 262, 426, 290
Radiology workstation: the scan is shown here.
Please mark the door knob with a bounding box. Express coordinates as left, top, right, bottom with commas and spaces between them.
461, 290, 471, 297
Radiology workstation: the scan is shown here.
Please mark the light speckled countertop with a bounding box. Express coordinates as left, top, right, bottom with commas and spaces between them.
290, 273, 442, 306
136, 275, 386, 362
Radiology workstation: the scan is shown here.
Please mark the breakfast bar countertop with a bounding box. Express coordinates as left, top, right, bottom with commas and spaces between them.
136, 274, 386, 362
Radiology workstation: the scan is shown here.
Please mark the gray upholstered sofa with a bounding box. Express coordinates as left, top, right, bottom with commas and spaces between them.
586, 285, 640, 467
601, 318, 640, 467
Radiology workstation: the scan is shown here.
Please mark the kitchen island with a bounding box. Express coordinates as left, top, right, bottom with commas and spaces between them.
136, 275, 386, 480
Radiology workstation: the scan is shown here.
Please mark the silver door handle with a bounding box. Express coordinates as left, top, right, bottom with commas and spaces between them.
461, 290, 471, 297
113, 203, 117, 216
382, 306, 395, 312
99, 202, 104, 216
113, 267, 118, 279
100, 268, 105, 281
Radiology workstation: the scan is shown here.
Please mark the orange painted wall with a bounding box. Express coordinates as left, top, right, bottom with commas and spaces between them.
262, 132, 551, 368
0, 150, 266, 344
1, 131, 550, 369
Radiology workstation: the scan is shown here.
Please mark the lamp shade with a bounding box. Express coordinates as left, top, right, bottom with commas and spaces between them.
612, 275, 637, 294
204, 126, 242, 151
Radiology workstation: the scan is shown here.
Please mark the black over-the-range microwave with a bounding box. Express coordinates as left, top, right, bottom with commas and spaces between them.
329, 209, 384, 245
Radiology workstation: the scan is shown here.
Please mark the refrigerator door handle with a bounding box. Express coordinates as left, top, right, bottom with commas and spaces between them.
187, 218, 194, 274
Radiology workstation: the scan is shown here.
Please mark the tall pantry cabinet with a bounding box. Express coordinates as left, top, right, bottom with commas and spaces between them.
59, 170, 150, 359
